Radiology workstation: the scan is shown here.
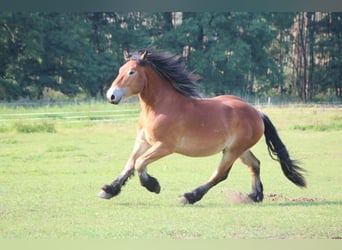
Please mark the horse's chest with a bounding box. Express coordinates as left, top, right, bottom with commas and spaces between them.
141, 116, 181, 145
142, 129, 158, 145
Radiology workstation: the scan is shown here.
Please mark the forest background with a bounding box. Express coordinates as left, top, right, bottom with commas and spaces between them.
0, 12, 341, 103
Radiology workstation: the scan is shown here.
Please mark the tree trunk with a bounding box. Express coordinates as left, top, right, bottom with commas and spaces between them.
307, 12, 316, 101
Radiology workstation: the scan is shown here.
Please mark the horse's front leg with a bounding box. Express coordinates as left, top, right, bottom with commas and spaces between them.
97, 132, 151, 199
134, 142, 173, 194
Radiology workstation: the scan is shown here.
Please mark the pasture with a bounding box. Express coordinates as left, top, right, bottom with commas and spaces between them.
0, 102, 341, 239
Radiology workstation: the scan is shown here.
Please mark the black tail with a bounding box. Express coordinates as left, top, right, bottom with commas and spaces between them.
262, 113, 306, 188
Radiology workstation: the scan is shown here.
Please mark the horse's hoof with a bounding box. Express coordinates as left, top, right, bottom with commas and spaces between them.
248, 192, 264, 202
97, 189, 113, 199
153, 182, 161, 194
179, 196, 190, 205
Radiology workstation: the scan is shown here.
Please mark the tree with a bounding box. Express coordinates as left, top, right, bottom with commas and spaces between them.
315, 12, 342, 99
0, 12, 341, 102
0, 12, 46, 100
155, 12, 283, 97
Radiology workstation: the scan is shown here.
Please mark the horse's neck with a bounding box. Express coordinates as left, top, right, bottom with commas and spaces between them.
139, 69, 186, 112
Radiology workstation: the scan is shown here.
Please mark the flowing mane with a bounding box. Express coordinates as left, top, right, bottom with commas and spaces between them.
126, 49, 201, 98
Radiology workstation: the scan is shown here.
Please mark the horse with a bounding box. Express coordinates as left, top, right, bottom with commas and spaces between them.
97, 49, 306, 204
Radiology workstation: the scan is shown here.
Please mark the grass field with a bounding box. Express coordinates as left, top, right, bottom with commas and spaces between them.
0, 102, 341, 239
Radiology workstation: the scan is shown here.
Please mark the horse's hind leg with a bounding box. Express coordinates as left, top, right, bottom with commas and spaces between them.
240, 150, 264, 202
180, 148, 237, 204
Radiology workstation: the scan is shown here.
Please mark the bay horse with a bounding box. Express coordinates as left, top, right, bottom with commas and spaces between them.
98, 49, 306, 204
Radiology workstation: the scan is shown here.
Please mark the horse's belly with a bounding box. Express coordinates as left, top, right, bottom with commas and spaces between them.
174, 134, 228, 157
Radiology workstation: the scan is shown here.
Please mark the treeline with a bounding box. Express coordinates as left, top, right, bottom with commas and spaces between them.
0, 12, 341, 102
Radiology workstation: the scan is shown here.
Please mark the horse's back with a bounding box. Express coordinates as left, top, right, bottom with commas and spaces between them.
211, 95, 252, 107
211, 95, 261, 120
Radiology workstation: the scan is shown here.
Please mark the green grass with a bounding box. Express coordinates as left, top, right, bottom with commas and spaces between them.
0, 103, 341, 239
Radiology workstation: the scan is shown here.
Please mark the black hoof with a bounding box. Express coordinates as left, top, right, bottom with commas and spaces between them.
141, 175, 161, 194
248, 192, 264, 202
182, 192, 197, 204
182, 185, 208, 204
249, 182, 264, 202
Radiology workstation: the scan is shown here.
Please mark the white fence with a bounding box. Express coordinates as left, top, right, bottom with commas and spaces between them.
0, 109, 140, 124
0, 99, 341, 125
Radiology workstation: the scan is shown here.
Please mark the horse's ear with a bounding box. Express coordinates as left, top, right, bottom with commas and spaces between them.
140, 50, 148, 60
123, 50, 129, 60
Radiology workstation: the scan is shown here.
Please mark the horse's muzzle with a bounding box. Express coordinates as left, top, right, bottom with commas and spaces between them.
107, 87, 124, 104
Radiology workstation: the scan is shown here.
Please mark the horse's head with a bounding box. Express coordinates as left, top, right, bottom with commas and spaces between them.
106, 51, 148, 104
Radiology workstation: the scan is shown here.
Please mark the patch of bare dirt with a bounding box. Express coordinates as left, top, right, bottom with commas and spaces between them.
264, 193, 325, 203
223, 190, 325, 204
224, 190, 253, 204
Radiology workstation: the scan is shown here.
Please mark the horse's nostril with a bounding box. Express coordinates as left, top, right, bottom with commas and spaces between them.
110, 95, 115, 100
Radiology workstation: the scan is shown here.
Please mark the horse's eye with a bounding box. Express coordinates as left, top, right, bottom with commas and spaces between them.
128, 70, 136, 76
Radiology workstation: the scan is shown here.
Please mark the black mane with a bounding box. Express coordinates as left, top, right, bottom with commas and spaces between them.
126, 49, 201, 98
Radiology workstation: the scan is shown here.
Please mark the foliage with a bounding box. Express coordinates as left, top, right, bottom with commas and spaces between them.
0, 12, 341, 102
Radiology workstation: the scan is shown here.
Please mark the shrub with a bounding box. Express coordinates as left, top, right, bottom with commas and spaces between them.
15, 122, 56, 133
